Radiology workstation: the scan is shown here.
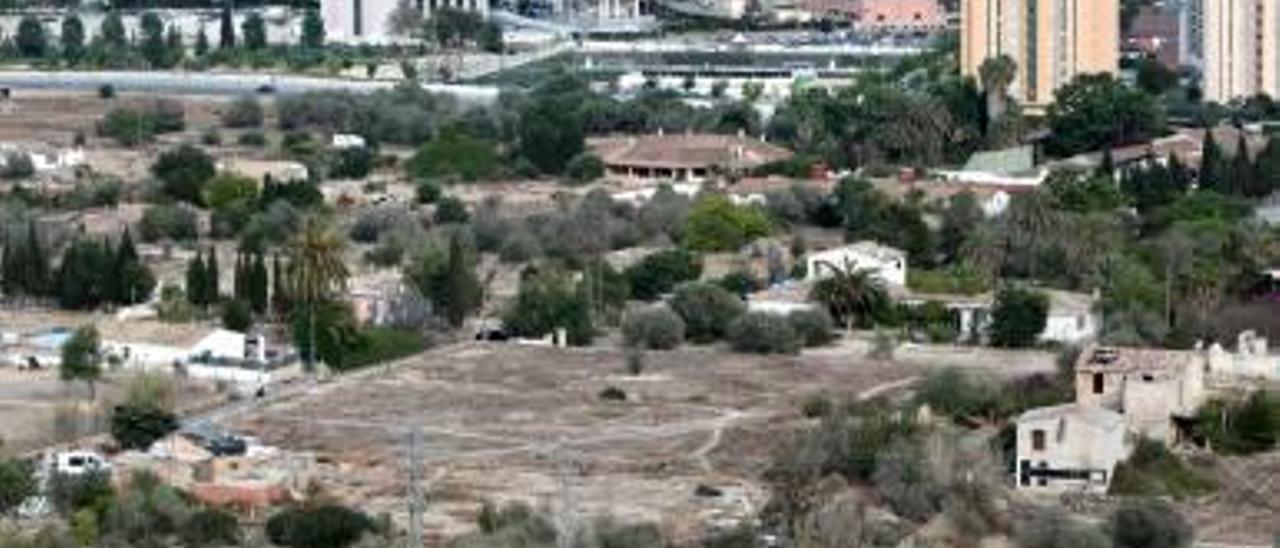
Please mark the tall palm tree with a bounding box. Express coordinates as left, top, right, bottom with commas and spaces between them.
979, 55, 1017, 122
1006, 191, 1059, 280
809, 260, 889, 331
285, 215, 350, 371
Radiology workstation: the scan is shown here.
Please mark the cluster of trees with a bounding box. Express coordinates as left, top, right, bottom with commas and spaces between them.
1, 224, 155, 310
97, 98, 186, 146
3, 8, 326, 70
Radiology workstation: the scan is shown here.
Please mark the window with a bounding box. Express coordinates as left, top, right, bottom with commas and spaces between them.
1077, 314, 1086, 330
1092, 373, 1104, 394
1032, 429, 1046, 451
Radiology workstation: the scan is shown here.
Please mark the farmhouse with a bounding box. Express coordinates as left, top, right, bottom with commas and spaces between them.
590, 132, 793, 183
1014, 403, 1131, 494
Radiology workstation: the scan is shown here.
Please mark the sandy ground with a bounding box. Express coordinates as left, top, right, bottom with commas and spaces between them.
221, 338, 1055, 543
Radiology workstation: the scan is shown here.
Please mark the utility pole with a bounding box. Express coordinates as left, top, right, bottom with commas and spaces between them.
407, 426, 425, 548
552, 441, 580, 548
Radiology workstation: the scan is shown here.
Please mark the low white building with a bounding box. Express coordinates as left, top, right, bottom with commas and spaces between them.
1039, 289, 1100, 345
104, 329, 294, 394
1014, 403, 1131, 493
804, 241, 907, 287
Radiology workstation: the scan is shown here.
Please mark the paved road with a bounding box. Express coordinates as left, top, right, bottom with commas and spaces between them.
0, 70, 501, 105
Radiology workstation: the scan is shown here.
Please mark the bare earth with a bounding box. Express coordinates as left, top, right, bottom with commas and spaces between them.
221, 339, 1056, 543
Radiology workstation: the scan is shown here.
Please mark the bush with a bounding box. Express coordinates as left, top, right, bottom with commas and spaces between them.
152, 145, 216, 205
501, 273, 594, 346
434, 196, 470, 224
110, 403, 178, 450
872, 439, 946, 521
668, 282, 745, 343
564, 153, 605, 184
1014, 507, 1112, 548
915, 368, 1001, 422
682, 194, 773, 252
988, 287, 1049, 348
328, 146, 374, 179
138, 205, 198, 242
800, 393, 833, 418
415, 180, 443, 204
498, 231, 542, 263
98, 84, 115, 99
335, 328, 427, 372
625, 249, 702, 301
181, 508, 241, 547
0, 152, 35, 179
0, 459, 36, 515
1195, 391, 1280, 454
622, 306, 686, 350
97, 100, 185, 146
1109, 499, 1193, 548
265, 504, 375, 548
238, 131, 268, 147
789, 309, 836, 347
48, 471, 112, 518
221, 95, 264, 128
1110, 438, 1217, 498
406, 129, 500, 181
729, 312, 800, 354
221, 300, 253, 331
599, 386, 627, 401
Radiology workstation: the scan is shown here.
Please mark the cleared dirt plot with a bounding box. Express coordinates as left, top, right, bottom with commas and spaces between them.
224, 342, 945, 542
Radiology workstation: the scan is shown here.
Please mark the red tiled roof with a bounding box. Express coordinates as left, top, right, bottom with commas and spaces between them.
589, 133, 794, 171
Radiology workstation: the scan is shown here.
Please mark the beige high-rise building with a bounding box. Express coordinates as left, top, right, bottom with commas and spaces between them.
960, 0, 1119, 109
1202, 0, 1280, 103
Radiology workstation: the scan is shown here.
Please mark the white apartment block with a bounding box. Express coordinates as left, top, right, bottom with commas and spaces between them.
1202, 0, 1280, 102
322, 0, 490, 43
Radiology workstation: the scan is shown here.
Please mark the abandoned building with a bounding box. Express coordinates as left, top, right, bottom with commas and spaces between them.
1014, 403, 1130, 493
1074, 346, 1207, 444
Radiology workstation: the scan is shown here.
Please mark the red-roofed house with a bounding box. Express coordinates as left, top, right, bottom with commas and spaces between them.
589, 133, 794, 182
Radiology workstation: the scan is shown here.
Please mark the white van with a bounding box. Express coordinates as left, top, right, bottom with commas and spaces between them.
53, 451, 111, 476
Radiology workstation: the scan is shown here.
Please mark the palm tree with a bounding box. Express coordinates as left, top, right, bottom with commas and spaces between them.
960, 223, 1006, 282
285, 215, 350, 371
1006, 191, 1059, 280
979, 55, 1017, 122
809, 260, 889, 331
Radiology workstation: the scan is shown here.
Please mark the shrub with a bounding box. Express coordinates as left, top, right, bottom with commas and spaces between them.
1195, 391, 1280, 454
181, 508, 241, 547
329, 146, 374, 179
0, 152, 35, 179
266, 504, 375, 548
502, 273, 594, 346
48, 471, 112, 517
622, 306, 686, 350
729, 312, 800, 354
221, 299, 253, 331
415, 180, 443, 204
872, 439, 947, 521
789, 309, 836, 347
333, 328, 428, 372
434, 196, 470, 224
498, 231, 542, 263
682, 194, 772, 252
915, 368, 1001, 422
626, 350, 645, 376
151, 145, 216, 205
1108, 499, 1193, 548
98, 84, 115, 99
238, 131, 268, 148
1014, 507, 1112, 548
599, 386, 627, 401
138, 205, 198, 242
800, 393, 833, 418
668, 282, 745, 343
406, 129, 500, 181
221, 95, 264, 128
0, 459, 36, 515
625, 249, 702, 301
110, 404, 178, 450
1110, 438, 1217, 498
716, 270, 755, 296
564, 153, 605, 184
988, 287, 1049, 348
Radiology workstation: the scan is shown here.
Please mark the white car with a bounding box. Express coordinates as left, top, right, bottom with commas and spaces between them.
53, 451, 111, 477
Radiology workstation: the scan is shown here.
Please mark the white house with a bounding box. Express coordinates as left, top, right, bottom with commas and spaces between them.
1039, 290, 1101, 345
1014, 403, 1131, 494
804, 241, 907, 287
104, 329, 292, 394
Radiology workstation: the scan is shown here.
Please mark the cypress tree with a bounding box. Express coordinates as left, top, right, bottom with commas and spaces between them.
113, 230, 152, 305
205, 248, 220, 305
187, 251, 205, 306
219, 4, 235, 49
1, 239, 13, 297
250, 252, 269, 314
1235, 133, 1262, 197
233, 252, 246, 302
24, 221, 48, 296
1200, 132, 1225, 193
272, 253, 290, 317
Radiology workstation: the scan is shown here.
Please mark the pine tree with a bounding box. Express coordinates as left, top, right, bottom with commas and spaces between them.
112, 230, 152, 305
250, 252, 269, 314
219, 4, 236, 49
164, 24, 183, 67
